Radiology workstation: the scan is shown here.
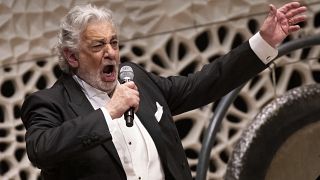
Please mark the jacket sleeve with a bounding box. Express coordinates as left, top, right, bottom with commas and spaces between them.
139, 41, 267, 115
21, 92, 112, 169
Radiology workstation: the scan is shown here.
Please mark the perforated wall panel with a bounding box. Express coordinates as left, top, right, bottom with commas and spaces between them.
0, 0, 319, 179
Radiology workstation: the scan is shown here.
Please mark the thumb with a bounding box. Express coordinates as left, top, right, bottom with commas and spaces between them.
268, 4, 277, 18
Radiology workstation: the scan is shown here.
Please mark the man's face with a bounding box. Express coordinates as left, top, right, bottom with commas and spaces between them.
74, 21, 120, 94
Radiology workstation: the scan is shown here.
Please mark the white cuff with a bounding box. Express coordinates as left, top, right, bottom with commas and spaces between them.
100, 107, 117, 133
249, 32, 278, 64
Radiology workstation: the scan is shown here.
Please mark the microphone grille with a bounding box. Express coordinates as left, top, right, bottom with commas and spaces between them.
119, 66, 134, 80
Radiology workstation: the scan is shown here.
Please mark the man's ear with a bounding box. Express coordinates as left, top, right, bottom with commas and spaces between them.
63, 48, 79, 68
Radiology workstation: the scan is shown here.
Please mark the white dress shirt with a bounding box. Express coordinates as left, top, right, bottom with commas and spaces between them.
73, 76, 165, 180
72, 32, 277, 180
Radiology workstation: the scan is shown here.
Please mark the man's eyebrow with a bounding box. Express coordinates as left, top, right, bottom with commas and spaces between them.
88, 34, 118, 44
89, 38, 105, 42
110, 35, 118, 39
91, 35, 117, 42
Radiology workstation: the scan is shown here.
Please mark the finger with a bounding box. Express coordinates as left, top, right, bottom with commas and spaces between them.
278, 2, 301, 14
128, 94, 140, 112
129, 87, 139, 97
288, 25, 301, 33
268, 4, 277, 17
123, 81, 138, 90
133, 97, 140, 112
134, 106, 139, 113
264, 4, 277, 24
289, 15, 307, 26
286, 6, 307, 19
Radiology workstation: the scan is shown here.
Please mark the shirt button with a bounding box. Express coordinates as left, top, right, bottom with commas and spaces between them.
138, 177, 141, 180
128, 141, 132, 145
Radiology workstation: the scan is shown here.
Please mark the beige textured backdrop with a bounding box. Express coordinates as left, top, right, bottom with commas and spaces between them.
0, 0, 319, 179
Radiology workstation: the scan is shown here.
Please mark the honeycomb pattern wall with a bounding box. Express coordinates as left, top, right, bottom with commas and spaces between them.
0, 0, 319, 179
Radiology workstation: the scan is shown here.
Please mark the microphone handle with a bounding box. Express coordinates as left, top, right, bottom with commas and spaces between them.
125, 109, 134, 127
122, 78, 134, 127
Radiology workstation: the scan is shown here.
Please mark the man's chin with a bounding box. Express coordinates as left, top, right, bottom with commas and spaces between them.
100, 81, 117, 95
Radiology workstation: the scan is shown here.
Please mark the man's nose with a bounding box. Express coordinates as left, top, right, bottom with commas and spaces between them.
103, 44, 117, 59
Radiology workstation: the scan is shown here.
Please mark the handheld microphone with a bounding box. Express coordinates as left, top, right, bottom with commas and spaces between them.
119, 66, 134, 127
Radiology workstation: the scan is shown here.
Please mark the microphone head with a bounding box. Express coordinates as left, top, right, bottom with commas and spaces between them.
119, 65, 134, 82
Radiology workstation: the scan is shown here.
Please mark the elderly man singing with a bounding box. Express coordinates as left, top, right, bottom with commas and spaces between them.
21, 2, 306, 180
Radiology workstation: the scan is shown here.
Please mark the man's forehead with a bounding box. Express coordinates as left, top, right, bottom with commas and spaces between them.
82, 22, 117, 40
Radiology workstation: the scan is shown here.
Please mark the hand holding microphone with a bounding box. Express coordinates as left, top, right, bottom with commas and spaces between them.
105, 66, 139, 127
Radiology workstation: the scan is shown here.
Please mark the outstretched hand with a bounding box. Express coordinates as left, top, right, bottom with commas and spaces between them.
260, 2, 307, 48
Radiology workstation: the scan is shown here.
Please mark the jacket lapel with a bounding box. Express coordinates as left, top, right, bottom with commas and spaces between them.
61, 74, 93, 115
61, 74, 123, 169
136, 87, 169, 171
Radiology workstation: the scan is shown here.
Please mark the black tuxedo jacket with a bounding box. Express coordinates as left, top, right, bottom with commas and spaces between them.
21, 42, 266, 180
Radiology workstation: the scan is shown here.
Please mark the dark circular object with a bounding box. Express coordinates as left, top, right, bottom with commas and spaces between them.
226, 84, 320, 180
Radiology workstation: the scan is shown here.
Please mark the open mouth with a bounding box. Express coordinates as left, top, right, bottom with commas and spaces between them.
103, 65, 115, 76
102, 65, 116, 82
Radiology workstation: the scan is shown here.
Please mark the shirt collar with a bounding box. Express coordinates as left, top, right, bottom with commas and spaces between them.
72, 75, 109, 99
